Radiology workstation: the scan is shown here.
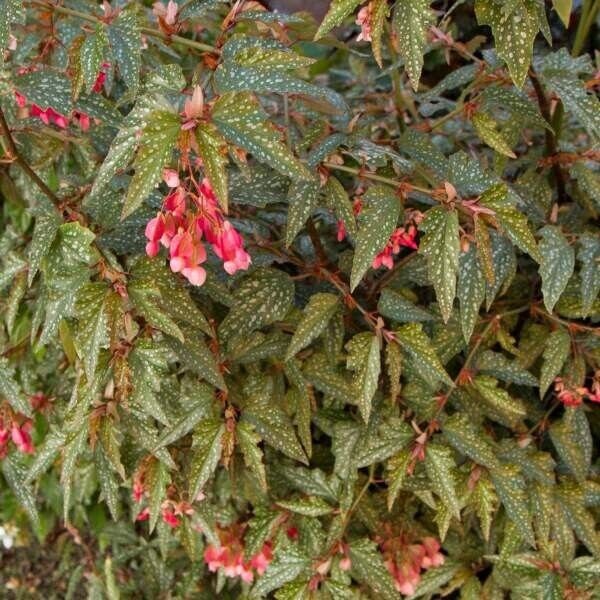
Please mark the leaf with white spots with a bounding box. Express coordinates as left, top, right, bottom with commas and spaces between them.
348, 538, 400, 600
542, 68, 600, 145
443, 413, 500, 469
476, 351, 538, 386
472, 112, 516, 158
489, 464, 534, 544
346, 332, 381, 423
0, 0, 23, 53
213, 93, 310, 181
475, 0, 541, 88
350, 185, 400, 291
419, 207, 459, 323
324, 176, 357, 238
578, 233, 600, 316
470, 375, 526, 428
80, 25, 108, 94
2, 455, 39, 528
458, 245, 485, 342
392, 0, 435, 91
74, 282, 110, 381
123, 110, 180, 218
425, 443, 460, 519
370, 0, 389, 68
196, 122, 229, 212
0, 356, 31, 417
539, 328, 570, 398
378, 288, 434, 323
188, 418, 224, 499
285, 176, 321, 246
107, 5, 141, 93
15, 69, 73, 114
549, 410, 591, 483
314, 0, 363, 39
480, 183, 541, 262
394, 323, 453, 388
220, 267, 294, 342
236, 421, 267, 491
286, 293, 339, 360
539, 226, 575, 313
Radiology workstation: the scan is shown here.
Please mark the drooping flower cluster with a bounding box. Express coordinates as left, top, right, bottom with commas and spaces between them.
144, 173, 251, 286
14, 64, 108, 131
377, 528, 445, 596
204, 527, 273, 584
0, 393, 51, 458
553, 375, 600, 407
372, 225, 419, 269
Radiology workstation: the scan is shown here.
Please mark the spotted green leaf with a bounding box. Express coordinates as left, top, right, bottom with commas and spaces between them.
549, 411, 591, 483
539, 328, 570, 398
0, 356, 31, 417
314, 0, 363, 39
277, 496, 333, 517
472, 112, 516, 158
419, 207, 460, 323
286, 293, 339, 360
188, 418, 224, 499
107, 6, 141, 92
123, 110, 180, 218
220, 268, 294, 342
348, 538, 400, 600
252, 545, 311, 597
370, 0, 389, 67
236, 421, 267, 491
489, 464, 534, 544
471, 474, 498, 541
458, 245, 485, 342
539, 226, 575, 313
392, 0, 435, 91
480, 183, 541, 262
394, 323, 453, 387
470, 375, 526, 428
346, 332, 381, 423
74, 283, 110, 380
475, 0, 541, 87
425, 443, 460, 519
80, 25, 107, 94
378, 288, 434, 323
285, 176, 321, 246
0, 0, 23, 53
324, 176, 357, 237
2, 455, 39, 528
350, 185, 400, 291
578, 234, 600, 316
443, 413, 500, 469
213, 93, 310, 181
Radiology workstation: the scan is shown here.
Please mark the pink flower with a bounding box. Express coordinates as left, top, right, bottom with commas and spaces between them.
212, 221, 251, 275
356, 4, 373, 42
136, 507, 150, 521
421, 537, 445, 568
183, 85, 204, 121
204, 545, 226, 572
0, 426, 10, 446
153, 0, 178, 25
73, 111, 91, 131
145, 214, 166, 257
336, 220, 347, 242
161, 506, 180, 528
339, 556, 352, 571
162, 168, 180, 188
132, 480, 145, 503
250, 543, 273, 575
11, 423, 34, 454
14, 91, 27, 108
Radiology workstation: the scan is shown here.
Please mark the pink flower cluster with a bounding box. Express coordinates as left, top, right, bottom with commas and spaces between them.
144, 173, 251, 286
554, 375, 600, 407
372, 225, 419, 270
378, 531, 445, 596
14, 64, 108, 131
0, 419, 34, 457
204, 540, 273, 583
